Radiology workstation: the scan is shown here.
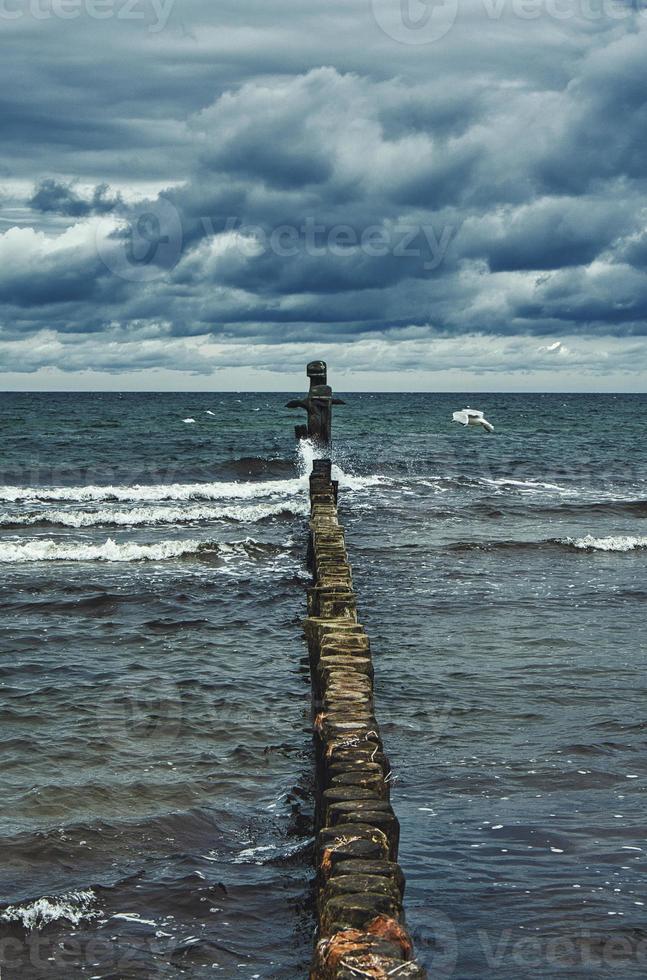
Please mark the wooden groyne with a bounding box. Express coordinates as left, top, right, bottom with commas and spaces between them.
289, 365, 426, 979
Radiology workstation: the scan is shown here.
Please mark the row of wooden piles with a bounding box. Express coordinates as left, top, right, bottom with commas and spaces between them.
305, 458, 426, 979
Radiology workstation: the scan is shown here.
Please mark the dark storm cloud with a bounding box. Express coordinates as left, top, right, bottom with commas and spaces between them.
456, 196, 642, 272
618, 231, 647, 271
519, 264, 647, 328
533, 35, 647, 195
1, 1, 647, 383
29, 180, 122, 217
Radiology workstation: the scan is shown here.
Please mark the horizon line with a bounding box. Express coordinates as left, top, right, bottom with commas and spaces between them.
1, 388, 646, 395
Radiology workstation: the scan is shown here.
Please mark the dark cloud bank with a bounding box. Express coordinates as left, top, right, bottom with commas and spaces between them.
1, 0, 646, 387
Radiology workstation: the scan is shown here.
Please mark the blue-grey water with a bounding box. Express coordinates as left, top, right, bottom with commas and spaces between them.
0, 392, 646, 978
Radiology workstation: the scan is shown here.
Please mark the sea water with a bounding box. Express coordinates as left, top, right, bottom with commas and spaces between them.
0, 391, 646, 978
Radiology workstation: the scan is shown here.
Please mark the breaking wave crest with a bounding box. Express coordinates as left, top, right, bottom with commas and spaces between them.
0, 538, 206, 563
563, 534, 647, 553
481, 477, 569, 493
445, 534, 647, 554
0, 889, 98, 930
0, 455, 382, 508
0, 499, 309, 529
0, 478, 306, 504
0, 537, 289, 563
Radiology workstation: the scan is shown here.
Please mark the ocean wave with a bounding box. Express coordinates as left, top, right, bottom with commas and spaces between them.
0, 538, 207, 563
335, 469, 384, 492
445, 538, 552, 554
0, 478, 307, 504
233, 837, 314, 865
225, 456, 296, 479
481, 477, 570, 493
484, 498, 647, 519
0, 500, 309, 529
563, 535, 647, 553
0, 889, 97, 930
0, 465, 381, 507
0, 536, 292, 563
444, 534, 647, 555
7, 528, 629, 565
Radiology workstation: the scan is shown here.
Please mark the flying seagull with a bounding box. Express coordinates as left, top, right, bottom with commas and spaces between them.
452, 408, 494, 433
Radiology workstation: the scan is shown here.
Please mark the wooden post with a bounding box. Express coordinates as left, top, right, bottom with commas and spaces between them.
291, 364, 426, 978
286, 360, 345, 449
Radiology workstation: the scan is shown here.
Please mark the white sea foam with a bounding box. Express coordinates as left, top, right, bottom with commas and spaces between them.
0, 538, 206, 563
234, 844, 275, 863
0, 499, 309, 528
110, 912, 157, 927
0, 536, 295, 564
0, 478, 307, 504
233, 837, 315, 864
564, 535, 647, 552
482, 477, 569, 493
0, 889, 97, 929
0, 453, 382, 507
336, 469, 384, 491
296, 439, 384, 492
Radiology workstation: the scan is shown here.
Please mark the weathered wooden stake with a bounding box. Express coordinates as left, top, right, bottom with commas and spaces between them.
286, 360, 345, 447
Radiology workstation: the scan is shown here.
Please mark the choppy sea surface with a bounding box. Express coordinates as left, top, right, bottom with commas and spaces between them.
1, 391, 646, 979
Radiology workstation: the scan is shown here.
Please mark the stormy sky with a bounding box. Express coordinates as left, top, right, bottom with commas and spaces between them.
1, 0, 646, 390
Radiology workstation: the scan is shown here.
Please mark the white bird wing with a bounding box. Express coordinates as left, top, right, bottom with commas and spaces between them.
479, 418, 494, 432
452, 410, 469, 425
466, 409, 484, 418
